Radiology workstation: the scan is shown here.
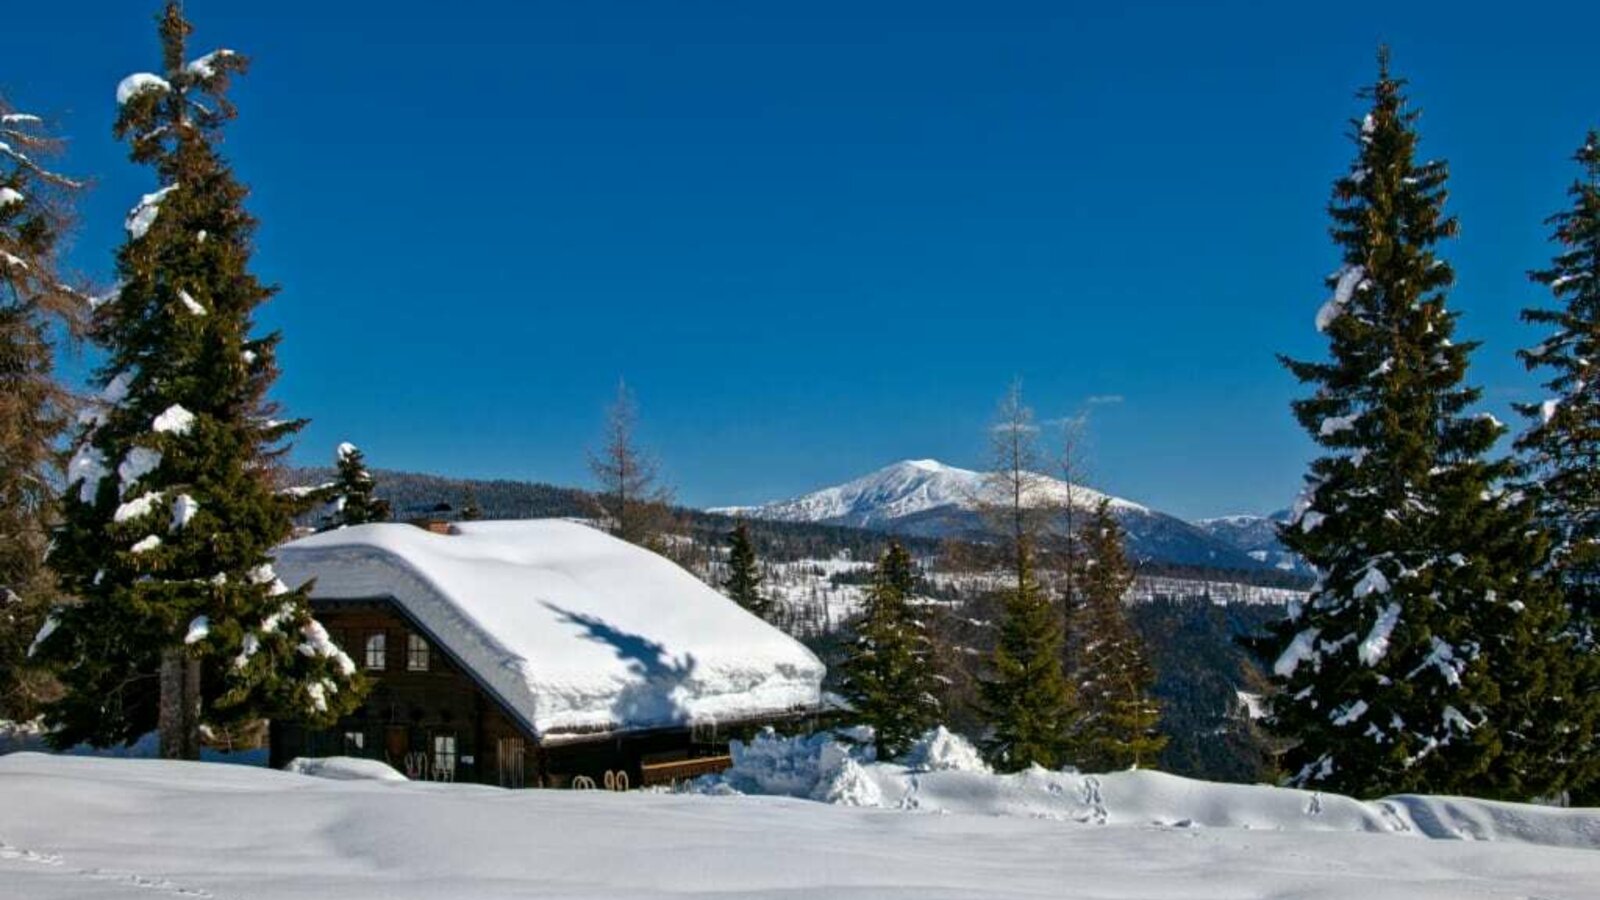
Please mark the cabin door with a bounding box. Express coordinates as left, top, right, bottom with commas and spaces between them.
385, 725, 409, 766
497, 737, 526, 788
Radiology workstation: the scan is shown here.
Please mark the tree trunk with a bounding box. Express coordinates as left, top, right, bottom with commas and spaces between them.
158, 647, 201, 760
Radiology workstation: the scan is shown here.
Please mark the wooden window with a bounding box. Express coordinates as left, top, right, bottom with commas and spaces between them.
432, 733, 457, 781
406, 633, 430, 672
364, 632, 387, 670
343, 730, 365, 754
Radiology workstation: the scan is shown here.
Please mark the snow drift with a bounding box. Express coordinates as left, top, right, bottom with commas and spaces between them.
693, 728, 1600, 850
283, 756, 408, 782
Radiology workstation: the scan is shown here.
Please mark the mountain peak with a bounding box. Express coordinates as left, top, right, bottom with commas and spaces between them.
708, 458, 1296, 572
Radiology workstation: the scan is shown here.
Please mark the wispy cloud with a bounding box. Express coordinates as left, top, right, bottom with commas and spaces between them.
1085, 394, 1124, 406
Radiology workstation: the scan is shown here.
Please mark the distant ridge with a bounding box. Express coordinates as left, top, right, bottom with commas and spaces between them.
713, 459, 1285, 571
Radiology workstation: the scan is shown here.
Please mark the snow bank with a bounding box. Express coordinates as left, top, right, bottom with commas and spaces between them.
899, 725, 990, 773
691, 727, 1600, 849
0, 720, 266, 766
274, 520, 826, 739
1, 753, 1597, 899
283, 756, 407, 782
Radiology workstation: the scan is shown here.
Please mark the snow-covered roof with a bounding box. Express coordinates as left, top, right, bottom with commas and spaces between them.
274, 520, 825, 742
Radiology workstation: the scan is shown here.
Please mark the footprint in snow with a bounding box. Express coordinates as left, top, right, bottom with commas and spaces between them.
1, 838, 213, 898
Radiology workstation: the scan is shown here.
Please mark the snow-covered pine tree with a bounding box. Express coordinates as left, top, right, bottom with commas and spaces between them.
318, 442, 390, 530
1266, 50, 1592, 800
979, 538, 1073, 771
1516, 132, 1600, 636
1065, 499, 1165, 771
978, 382, 1075, 772
0, 98, 82, 721
1514, 132, 1600, 802
38, 3, 363, 758
722, 519, 770, 620
840, 540, 941, 759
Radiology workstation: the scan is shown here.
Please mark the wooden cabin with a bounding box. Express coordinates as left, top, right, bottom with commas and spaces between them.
270, 519, 825, 789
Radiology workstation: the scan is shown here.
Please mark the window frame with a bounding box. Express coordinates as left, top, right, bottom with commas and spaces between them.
432, 732, 457, 780
406, 632, 430, 672
364, 631, 387, 671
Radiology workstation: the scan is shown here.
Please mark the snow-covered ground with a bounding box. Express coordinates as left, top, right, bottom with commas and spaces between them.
2, 749, 1596, 899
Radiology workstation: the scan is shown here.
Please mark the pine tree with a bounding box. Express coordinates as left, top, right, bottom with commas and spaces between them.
589, 379, 674, 547
1514, 132, 1600, 802
977, 382, 1075, 771
1516, 132, 1600, 635
0, 98, 82, 721
722, 519, 770, 620
980, 538, 1073, 771
37, 4, 363, 758
1265, 50, 1593, 799
1065, 500, 1165, 770
840, 540, 941, 759
318, 442, 390, 530
460, 484, 483, 521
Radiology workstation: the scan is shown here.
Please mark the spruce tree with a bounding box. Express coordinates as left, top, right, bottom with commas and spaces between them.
1066, 500, 1165, 770
0, 98, 81, 721
980, 538, 1073, 772
1515, 132, 1600, 802
1516, 132, 1600, 635
723, 519, 770, 620
840, 540, 941, 759
1266, 50, 1593, 799
977, 383, 1075, 772
37, 4, 362, 757
318, 442, 390, 530
460, 484, 483, 521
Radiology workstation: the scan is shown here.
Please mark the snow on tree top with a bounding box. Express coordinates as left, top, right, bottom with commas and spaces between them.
0, 187, 22, 207
274, 519, 827, 739
336, 442, 359, 460
115, 73, 170, 105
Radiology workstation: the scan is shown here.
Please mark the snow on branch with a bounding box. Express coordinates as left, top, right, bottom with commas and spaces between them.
185, 50, 237, 79
126, 185, 178, 239
116, 73, 171, 106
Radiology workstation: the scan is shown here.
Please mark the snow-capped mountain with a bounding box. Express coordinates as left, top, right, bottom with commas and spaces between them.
1195, 511, 1310, 575
713, 459, 1278, 571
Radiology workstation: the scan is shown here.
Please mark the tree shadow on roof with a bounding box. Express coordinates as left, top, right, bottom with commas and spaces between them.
543, 603, 698, 729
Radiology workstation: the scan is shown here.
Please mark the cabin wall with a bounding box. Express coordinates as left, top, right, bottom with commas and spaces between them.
270, 602, 528, 786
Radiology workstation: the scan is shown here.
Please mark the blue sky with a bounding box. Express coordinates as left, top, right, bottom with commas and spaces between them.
9, 2, 1599, 519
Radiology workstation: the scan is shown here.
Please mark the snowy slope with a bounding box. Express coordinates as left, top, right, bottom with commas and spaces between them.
715, 459, 1275, 570
1196, 510, 1310, 574
2, 753, 1597, 900
274, 520, 825, 739
714, 458, 1145, 525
